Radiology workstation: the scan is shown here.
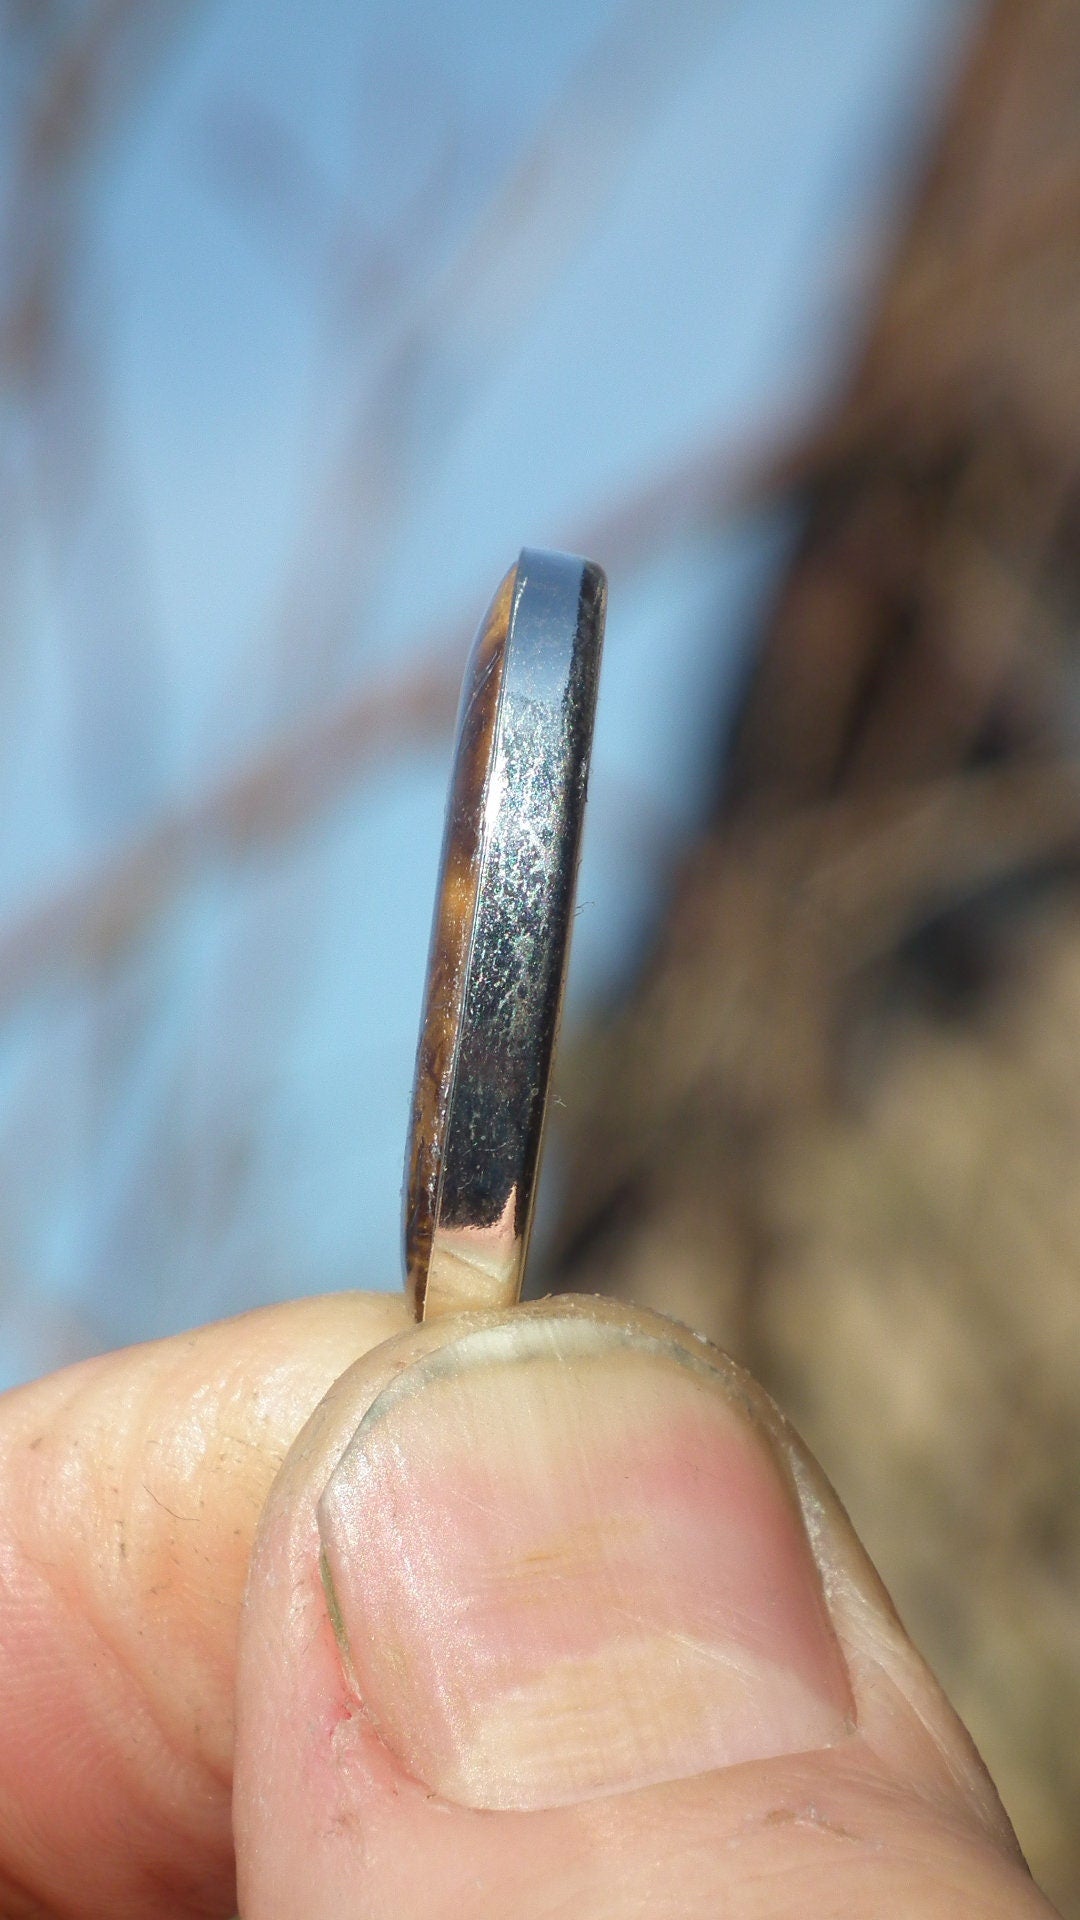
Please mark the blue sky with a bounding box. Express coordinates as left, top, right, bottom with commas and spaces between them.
1, 0, 978, 1383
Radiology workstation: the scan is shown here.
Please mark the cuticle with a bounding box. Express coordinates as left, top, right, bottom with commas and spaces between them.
319, 1544, 358, 1683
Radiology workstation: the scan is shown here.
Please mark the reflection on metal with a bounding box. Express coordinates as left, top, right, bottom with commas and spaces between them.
404, 548, 606, 1320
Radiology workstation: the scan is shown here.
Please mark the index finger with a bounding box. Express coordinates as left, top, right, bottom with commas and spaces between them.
0, 1291, 408, 1920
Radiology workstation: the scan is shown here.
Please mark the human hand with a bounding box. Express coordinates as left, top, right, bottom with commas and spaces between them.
0, 1291, 1057, 1917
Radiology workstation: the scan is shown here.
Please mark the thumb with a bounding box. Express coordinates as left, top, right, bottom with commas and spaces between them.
234, 1296, 1052, 1918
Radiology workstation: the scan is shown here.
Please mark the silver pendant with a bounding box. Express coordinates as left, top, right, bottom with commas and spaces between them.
404, 548, 606, 1320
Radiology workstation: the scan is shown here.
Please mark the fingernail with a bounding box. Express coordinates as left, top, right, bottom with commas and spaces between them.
317, 1315, 852, 1811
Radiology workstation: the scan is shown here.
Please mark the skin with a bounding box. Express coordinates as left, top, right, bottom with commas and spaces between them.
0, 1289, 1061, 1920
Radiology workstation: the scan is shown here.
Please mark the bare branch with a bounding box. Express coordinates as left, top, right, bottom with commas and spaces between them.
258, 0, 730, 707
1, 0, 208, 388
0, 407, 804, 1012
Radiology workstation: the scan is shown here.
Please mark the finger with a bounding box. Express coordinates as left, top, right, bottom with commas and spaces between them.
235, 1296, 1053, 1920
0, 1291, 408, 1920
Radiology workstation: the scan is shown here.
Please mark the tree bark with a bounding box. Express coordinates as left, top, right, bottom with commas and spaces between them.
545, 3, 1080, 1908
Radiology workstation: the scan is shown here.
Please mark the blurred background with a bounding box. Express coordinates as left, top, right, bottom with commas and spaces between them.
3, 0, 1080, 1907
